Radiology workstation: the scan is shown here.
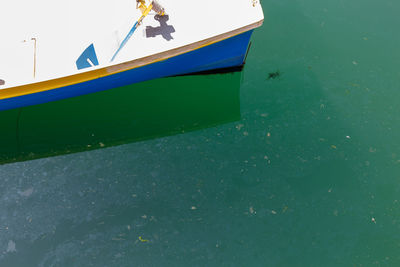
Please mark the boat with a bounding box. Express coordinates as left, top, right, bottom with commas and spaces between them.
0, 0, 264, 111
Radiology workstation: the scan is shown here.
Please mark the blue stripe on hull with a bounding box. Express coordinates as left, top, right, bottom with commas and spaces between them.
0, 30, 253, 111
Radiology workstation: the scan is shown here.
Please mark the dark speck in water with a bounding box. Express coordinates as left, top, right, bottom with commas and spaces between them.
267, 70, 281, 80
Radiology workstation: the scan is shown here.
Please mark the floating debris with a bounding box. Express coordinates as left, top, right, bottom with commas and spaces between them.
267, 70, 281, 80
6, 240, 16, 253
139, 236, 149, 243
18, 188, 34, 197
333, 210, 338, 216
236, 124, 244, 131
249, 206, 255, 214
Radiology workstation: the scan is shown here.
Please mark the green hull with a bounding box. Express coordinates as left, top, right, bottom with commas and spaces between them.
0, 72, 241, 164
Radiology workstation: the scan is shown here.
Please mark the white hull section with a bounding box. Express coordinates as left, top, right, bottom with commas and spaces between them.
0, 0, 263, 89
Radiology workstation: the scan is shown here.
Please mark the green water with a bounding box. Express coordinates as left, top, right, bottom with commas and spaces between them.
1, 0, 400, 266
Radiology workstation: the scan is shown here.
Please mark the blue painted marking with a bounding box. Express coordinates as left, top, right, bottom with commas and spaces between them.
1, 30, 253, 111
76, 44, 99, 70
111, 21, 139, 62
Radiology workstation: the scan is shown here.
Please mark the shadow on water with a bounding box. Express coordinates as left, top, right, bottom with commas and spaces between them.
0, 71, 241, 165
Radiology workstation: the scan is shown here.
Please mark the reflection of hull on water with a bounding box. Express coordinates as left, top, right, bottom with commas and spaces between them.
0, 72, 241, 164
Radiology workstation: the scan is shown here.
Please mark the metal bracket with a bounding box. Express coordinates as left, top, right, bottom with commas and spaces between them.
31, 38, 37, 78
22, 37, 37, 78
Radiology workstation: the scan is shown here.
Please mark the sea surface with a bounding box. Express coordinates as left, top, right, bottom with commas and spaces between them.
1, 0, 400, 266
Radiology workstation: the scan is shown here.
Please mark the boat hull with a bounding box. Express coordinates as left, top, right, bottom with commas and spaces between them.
0, 30, 253, 111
